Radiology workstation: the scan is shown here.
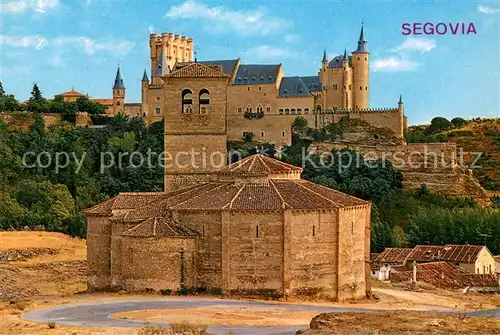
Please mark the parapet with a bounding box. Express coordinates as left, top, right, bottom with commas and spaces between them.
323, 107, 399, 114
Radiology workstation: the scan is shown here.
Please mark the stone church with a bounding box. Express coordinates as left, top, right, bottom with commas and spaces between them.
85, 61, 372, 300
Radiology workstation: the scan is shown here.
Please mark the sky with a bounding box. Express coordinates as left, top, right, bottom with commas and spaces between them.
0, 0, 499, 125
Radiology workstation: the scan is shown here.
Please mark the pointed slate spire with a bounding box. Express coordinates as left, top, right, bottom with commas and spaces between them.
398, 94, 403, 104
322, 49, 328, 62
343, 48, 348, 61
142, 69, 149, 82
113, 67, 125, 89
354, 24, 368, 53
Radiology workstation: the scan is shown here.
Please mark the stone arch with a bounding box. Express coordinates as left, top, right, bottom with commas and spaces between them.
182, 89, 193, 114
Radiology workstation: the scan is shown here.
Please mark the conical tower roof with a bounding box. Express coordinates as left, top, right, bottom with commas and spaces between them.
113, 67, 125, 89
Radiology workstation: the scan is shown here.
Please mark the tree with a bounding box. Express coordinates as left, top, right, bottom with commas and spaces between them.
425, 117, 453, 135
242, 132, 254, 143
0, 81, 5, 97
0, 81, 19, 112
451, 117, 467, 128
28, 83, 49, 113
292, 116, 308, 137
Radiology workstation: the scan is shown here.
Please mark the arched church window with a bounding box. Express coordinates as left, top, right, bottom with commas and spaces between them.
181, 89, 193, 114
246, 105, 252, 113
257, 104, 263, 113
199, 89, 210, 114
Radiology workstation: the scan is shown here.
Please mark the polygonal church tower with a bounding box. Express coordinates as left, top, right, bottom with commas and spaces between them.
162, 62, 231, 192
351, 25, 369, 109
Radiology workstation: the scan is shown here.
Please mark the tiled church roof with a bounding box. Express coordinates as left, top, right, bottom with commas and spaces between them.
227, 154, 302, 175
122, 217, 198, 237
87, 155, 369, 217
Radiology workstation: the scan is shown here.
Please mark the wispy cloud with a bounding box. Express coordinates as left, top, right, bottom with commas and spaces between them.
284, 34, 300, 43
53, 37, 135, 56
391, 37, 436, 53
0, 35, 49, 49
242, 45, 300, 61
0, 0, 59, 14
1, 34, 135, 56
372, 57, 419, 72
166, 0, 290, 35
478, 5, 500, 14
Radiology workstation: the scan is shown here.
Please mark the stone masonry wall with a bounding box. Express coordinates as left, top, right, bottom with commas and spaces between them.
288, 211, 338, 298
227, 212, 284, 291
117, 236, 196, 291
86, 217, 112, 291
176, 211, 222, 289
337, 206, 369, 300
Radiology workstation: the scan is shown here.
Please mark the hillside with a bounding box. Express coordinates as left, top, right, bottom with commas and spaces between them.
408, 118, 500, 193
0, 231, 87, 301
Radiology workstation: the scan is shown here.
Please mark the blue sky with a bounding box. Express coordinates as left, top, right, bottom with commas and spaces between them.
0, 0, 499, 124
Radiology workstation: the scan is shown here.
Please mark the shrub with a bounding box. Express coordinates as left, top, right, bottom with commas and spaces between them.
176, 287, 191, 296
13, 300, 31, 311
171, 321, 208, 335
138, 324, 169, 335
160, 288, 172, 296
47, 321, 56, 329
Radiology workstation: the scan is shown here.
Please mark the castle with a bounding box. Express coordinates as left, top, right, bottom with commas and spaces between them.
61, 26, 407, 145
85, 60, 372, 300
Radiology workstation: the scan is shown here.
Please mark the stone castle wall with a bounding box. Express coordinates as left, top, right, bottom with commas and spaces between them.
0, 112, 91, 132
87, 217, 112, 291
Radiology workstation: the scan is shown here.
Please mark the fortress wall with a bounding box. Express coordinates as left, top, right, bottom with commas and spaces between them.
177, 212, 222, 289
227, 83, 278, 117
228, 212, 284, 291
0, 112, 91, 131
275, 96, 314, 112
337, 206, 369, 301
86, 217, 112, 291
227, 114, 294, 145
118, 236, 197, 291
288, 210, 338, 298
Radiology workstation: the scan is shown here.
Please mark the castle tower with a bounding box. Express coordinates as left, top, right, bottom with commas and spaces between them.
398, 94, 406, 137
342, 49, 352, 109
322, 49, 328, 70
112, 67, 125, 116
352, 25, 369, 109
150, 33, 194, 84
163, 63, 230, 192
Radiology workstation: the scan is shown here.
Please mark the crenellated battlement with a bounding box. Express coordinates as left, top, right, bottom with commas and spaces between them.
322, 107, 399, 114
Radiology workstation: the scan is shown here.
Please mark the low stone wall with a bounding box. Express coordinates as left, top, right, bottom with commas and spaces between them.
0, 112, 91, 132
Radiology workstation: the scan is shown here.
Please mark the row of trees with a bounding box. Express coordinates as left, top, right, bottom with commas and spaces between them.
406, 116, 468, 143
0, 81, 106, 115
0, 113, 164, 236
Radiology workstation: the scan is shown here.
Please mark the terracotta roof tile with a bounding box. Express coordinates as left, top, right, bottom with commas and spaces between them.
170, 183, 241, 210
227, 154, 302, 175
169, 62, 229, 78
374, 248, 413, 264
406, 244, 487, 263
272, 180, 338, 210
298, 180, 369, 207
230, 184, 283, 210
122, 217, 198, 238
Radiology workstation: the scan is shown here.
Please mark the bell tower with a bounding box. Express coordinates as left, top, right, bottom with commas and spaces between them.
112, 67, 125, 115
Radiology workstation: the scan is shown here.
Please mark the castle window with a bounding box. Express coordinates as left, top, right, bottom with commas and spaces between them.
333, 84, 337, 90
257, 104, 263, 113
297, 108, 302, 114
279, 109, 284, 114
349, 85, 352, 90
238, 107, 242, 113
316, 105, 322, 112
202, 225, 205, 237
155, 96, 160, 102
248, 87, 250, 91
357, 57, 360, 60
282, 131, 286, 137
284, 108, 290, 115
256, 225, 259, 238
365, 86, 368, 90
261, 131, 264, 137
155, 107, 161, 115
359, 86, 362, 90
365, 57, 367, 61
246, 104, 252, 113
304, 108, 309, 113
116, 101, 120, 106
266, 106, 271, 112
259, 87, 262, 91
291, 108, 296, 114
181, 89, 193, 114
199, 88, 210, 114
312, 225, 315, 237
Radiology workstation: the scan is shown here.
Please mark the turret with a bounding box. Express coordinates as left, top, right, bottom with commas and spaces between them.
112, 67, 125, 115
342, 48, 349, 67
141, 69, 149, 120
322, 49, 328, 69
352, 24, 369, 109
397, 95, 405, 138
